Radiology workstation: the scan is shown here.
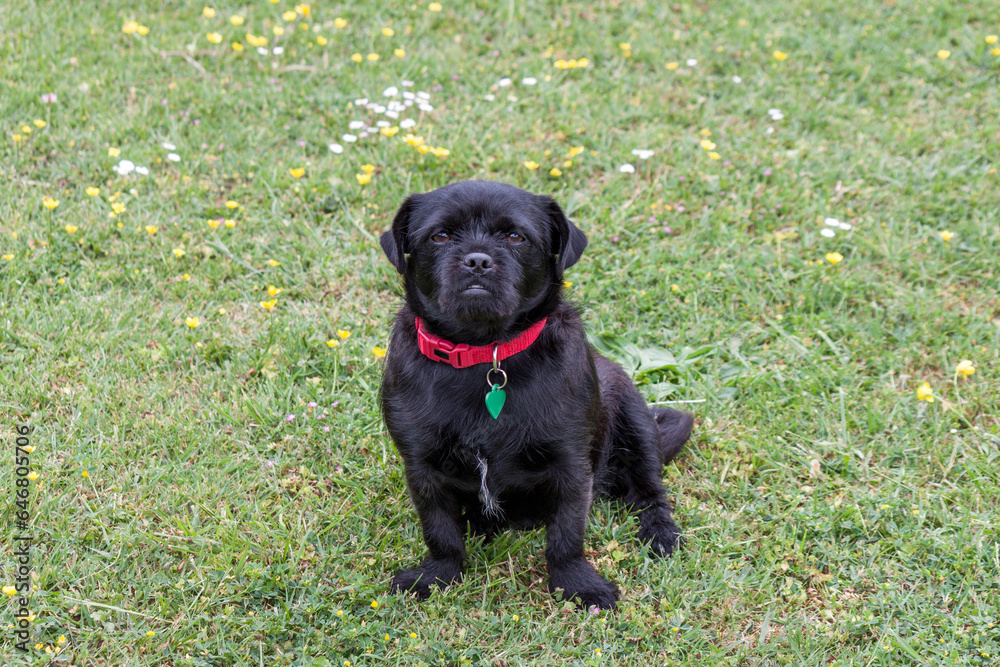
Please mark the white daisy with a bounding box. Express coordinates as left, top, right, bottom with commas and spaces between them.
400, 118, 417, 129
329, 143, 344, 153
631, 149, 654, 160
522, 77, 537, 85
113, 159, 135, 175
166, 153, 181, 162
619, 163, 636, 173
161, 141, 176, 150
342, 133, 358, 142
383, 86, 399, 97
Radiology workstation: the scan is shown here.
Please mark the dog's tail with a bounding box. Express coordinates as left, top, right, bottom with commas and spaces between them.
651, 408, 694, 466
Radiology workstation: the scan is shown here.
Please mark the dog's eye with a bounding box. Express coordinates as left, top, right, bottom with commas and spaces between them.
431, 232, 450, 243
506, 232, 525, 244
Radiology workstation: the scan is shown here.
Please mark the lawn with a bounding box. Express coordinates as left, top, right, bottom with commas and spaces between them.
2, 0, 999, 665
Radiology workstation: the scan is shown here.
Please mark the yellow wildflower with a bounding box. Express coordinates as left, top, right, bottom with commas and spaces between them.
230, 15, 244, 26
226, 200, 239, 209
122, 21, 139, 34
372, 346, 387, 359
334, 17, 347, 28
173, 247, 186, 258
137, 25, 150, 35
2, 586, 16, 596
825, 252, 843, 264
207, 32, 222, 44
273, 26, 285, 36
937, 50, 950, 60
955, 360, 975, 378
283, 10, 297, 21
202, 7, 216, 18
246, 33, 268, 47
326, 339, 339, 347
260, 299, 278, 310
34, 119, 46, 128
65, 225, 78, 234
27, 471, 39, 481
351, 53, 363, 62
380, 126, 400, 136
666, 61, 679, 70
108, 146, 121, 157
296, 4, 310, 17
394, 48, 406, 58
917, 382, 934, 402
185, 317, 200, 328
356, 173, 372, 185
428, 2, 443, 11
224, 219, 236, 227
429, 147, 450, 157
316, 35, 327, 46
367, 52, 379, 61
338, 330, 351, 340
773, 50, 788, 61
267, 259, 280, 266
709, 152, 721, 160
700, 139, 716, 151
232, 42, 244, 51
382, 27, 395, 37
404, 134, 424, 147
289, 167, 305, 179
86, 186, 100, 197
43, 197, 60, 210
267, 285, 282, 296
523, 160, 539, 170
549, 167, 562, 177
938, 230, 954, 242
145, 225, 158, 235
987, 35, 999, 45
207, 219, 221, 229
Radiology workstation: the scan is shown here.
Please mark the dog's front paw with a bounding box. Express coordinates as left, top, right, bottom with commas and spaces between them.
637, 514, 682, 557
390, 559, 462, 599
549, 559, 619, 610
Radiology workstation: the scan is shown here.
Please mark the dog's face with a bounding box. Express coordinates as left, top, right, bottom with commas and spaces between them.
381, 181, 587, 342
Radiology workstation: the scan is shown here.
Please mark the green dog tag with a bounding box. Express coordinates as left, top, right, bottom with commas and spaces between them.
485, 384, 506, 419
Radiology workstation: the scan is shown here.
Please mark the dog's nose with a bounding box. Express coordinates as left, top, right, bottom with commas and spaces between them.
462, 253, 494, 274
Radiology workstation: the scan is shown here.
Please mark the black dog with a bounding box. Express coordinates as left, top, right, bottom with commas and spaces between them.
379, 181, 693, 609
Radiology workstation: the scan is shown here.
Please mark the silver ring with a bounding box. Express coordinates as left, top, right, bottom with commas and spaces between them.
486, 367, 508, 390
492, 344, 500, 371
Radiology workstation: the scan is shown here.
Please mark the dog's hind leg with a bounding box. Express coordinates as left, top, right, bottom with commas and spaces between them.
608, 399, 690, 557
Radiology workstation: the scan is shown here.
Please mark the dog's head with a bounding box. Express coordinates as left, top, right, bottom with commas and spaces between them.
381, 181, 587, 344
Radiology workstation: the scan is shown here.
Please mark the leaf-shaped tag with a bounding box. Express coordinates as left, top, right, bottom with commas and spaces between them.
485, 384, 506, 419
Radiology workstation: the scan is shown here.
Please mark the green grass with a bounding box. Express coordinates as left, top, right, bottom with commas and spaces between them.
2, 0, 999, 664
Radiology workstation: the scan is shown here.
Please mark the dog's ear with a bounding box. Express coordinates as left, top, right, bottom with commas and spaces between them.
381, 194, 422, 274
541, 196, 588, 274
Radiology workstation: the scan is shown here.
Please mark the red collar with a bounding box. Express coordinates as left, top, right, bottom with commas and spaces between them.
415, 316, 547, 369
